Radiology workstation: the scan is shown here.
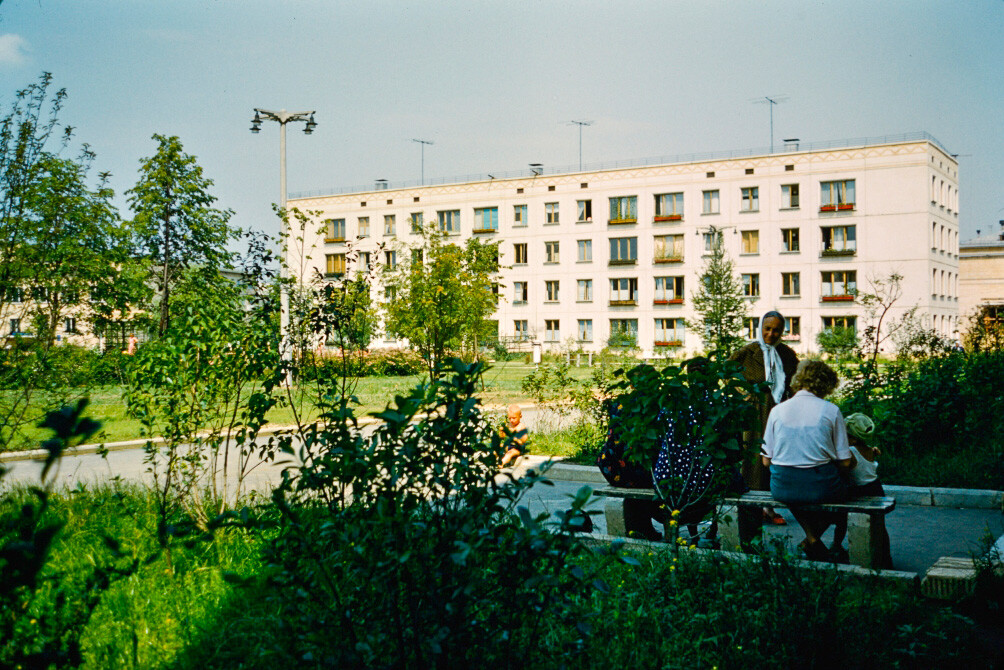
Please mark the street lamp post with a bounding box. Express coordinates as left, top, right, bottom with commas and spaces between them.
251, 108, 317, 382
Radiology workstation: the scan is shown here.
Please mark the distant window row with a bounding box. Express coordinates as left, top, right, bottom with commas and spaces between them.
322, 180, 855, 240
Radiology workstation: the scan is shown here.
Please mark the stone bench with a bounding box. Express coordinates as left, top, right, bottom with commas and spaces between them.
594, 487, 895, 569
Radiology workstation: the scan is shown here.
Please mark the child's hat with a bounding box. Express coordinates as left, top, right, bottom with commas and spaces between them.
844, 413, 875, 441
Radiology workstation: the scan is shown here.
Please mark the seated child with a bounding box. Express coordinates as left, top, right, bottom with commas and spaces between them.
830, 413, 893, 567
500, 404, 529, 467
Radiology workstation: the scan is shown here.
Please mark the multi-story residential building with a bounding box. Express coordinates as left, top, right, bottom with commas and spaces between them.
288, 132, 960, 357
959, 221, 1004, 322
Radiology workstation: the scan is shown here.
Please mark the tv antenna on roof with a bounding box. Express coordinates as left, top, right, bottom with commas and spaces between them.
569, 120, 593, 171
752, 95, 788, 153
412, 138, 434, 185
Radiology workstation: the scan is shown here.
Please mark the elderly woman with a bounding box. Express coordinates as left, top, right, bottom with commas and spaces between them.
761, 360, 853, 561
729, 310, 799, 525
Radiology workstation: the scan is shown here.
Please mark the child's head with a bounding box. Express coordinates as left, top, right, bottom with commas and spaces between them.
844, 413, 875, 446
507, 404, 522, 427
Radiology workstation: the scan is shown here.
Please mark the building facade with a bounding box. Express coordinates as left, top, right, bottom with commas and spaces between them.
288, 133, 960, 357
959, 221, 1004, 322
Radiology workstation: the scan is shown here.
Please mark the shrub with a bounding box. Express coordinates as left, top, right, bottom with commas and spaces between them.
362, 347, 425, 376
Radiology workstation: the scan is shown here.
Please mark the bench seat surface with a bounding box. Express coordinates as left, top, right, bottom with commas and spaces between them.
595, 486, 894, 514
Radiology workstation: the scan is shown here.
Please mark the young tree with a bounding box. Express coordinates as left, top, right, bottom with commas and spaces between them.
689, 228, 747, 356
383, 226, 499, 380
127, 134, 238, 334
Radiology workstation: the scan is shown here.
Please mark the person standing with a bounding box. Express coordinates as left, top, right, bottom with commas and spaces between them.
729, 310, 799, 525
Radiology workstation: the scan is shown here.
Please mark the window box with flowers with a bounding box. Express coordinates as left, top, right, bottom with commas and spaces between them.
609, 300, 637, 307
653, 214, 682, 222
653, 298, 684, 305
609, 218, 637, 225
819, 204, 836, 212
472, 228, 497, 235
821, 248, 855, 258
837, 203, 855, 211
821, 294, 855, 302
654, 256, 683, 264
782, 334, 801, 341
654, 340, 683, 347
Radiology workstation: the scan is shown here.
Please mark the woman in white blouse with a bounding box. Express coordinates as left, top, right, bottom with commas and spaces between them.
761, 360, 854, 561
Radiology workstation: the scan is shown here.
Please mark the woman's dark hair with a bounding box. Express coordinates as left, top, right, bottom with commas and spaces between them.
790, 360, 839, 398
761, 310, 785, 328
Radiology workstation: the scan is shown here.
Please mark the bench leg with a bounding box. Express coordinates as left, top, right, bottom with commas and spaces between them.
847, 512, 886, 569
719, 504, 762, 552
604, 499, 627, 537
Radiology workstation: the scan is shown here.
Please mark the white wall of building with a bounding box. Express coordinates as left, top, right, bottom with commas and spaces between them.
289, 137, 960, 357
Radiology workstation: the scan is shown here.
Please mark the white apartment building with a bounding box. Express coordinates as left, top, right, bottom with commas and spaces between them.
288, 133, 960, 357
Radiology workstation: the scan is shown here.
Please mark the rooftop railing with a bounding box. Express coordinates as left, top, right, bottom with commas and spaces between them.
289, 131, 952, 199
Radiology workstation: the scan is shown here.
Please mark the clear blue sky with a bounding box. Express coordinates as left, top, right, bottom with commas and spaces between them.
1, 0, 1002, 241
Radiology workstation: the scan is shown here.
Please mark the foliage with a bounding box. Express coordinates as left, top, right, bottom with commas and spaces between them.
608, 358, 761, 519
816, 325, 859, 361
521, 359, 576, 405
0, 400, 128, 669
605, 323, 639, 350
257, 358, 613, 667
962, 305, 1004, 353
688, 228, 747, 356
127, 134, 239, 334
835, 350, 1004, 489
383, 225, 500, 379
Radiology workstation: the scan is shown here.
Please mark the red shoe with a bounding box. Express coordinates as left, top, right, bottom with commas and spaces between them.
763, 510, 787, 526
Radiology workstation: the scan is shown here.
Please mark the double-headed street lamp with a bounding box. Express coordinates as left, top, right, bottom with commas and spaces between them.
251, 108, 317, 381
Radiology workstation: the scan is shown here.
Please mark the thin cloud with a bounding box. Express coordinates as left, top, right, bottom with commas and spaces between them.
0, 34, 29, 65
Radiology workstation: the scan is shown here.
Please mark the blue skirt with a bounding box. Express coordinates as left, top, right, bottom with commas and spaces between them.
770, 463, 847, 505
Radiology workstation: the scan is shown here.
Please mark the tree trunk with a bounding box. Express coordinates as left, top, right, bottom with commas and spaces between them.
159, 185, 172, 335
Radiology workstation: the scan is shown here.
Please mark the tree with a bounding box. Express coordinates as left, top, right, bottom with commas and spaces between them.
689, 228, 747, 356
383, 226, 499, 380
127, 134, 238, 334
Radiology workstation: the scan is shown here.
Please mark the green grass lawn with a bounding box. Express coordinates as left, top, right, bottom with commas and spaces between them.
3, 360, 597, 451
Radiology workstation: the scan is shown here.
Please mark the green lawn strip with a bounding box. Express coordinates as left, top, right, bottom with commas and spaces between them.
10, 486, 982, 669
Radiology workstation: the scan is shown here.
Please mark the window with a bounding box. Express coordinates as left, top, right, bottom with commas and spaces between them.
781, 184, 799, 209
474, 207, 498, 232
359, 217, 371, 237
545, 280, 560, 302
438, 209, 460, 234
410, 212, 423, 233
781, 272, 800, 297
820, 179, 856, 211
609, 278, 639, 304
654, 192, 684, 220
9, 318, 20, 335
384, 215, 396, 236
654, 234, 684, 262
514, 281, 528, 304
609, 196, 637, 223
6, 286, 23, 303
514, 320, 529, 340
360, 251, 372, 269
784, 316, 801, 340
609, 237, 638, 265
654, 276, 684, 303
513, 204, 527, 228
822, 316, 856, 332
654, 318, 685, 346
577, 319, 593, 342
821, 225, 856, 255
742, 273, 760, 297
545, 202, 559, 225
545, 241, 560, 263
577, 199, 592, 222
577, 239, 592, 262
576, 279, 593, 302
545, 320, 560, 342
513, 243, 528, 264
821, 270, 857, 299
384, 250, 397, 269
743, 317, 759, 340
64, 317, 76, 334
703, 230, 722, 253
740, 186, 759, 212
326, 218, 346, 242
702, 189, 720, 214
782, 228, 800, 252
609, 319, 638, 345
31, 286, 48, 303
740, 230, 759, 255
384, 285, 397, 303
325, 253, 346, 277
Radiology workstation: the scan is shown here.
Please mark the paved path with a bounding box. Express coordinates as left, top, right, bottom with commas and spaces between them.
3, 439, 1000, 576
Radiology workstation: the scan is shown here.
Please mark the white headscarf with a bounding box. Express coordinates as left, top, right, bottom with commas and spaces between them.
755, 310, 787, 404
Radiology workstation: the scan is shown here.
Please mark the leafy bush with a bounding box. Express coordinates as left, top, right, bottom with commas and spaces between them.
837, 350, 1004, 488
362, 346, 425, 376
